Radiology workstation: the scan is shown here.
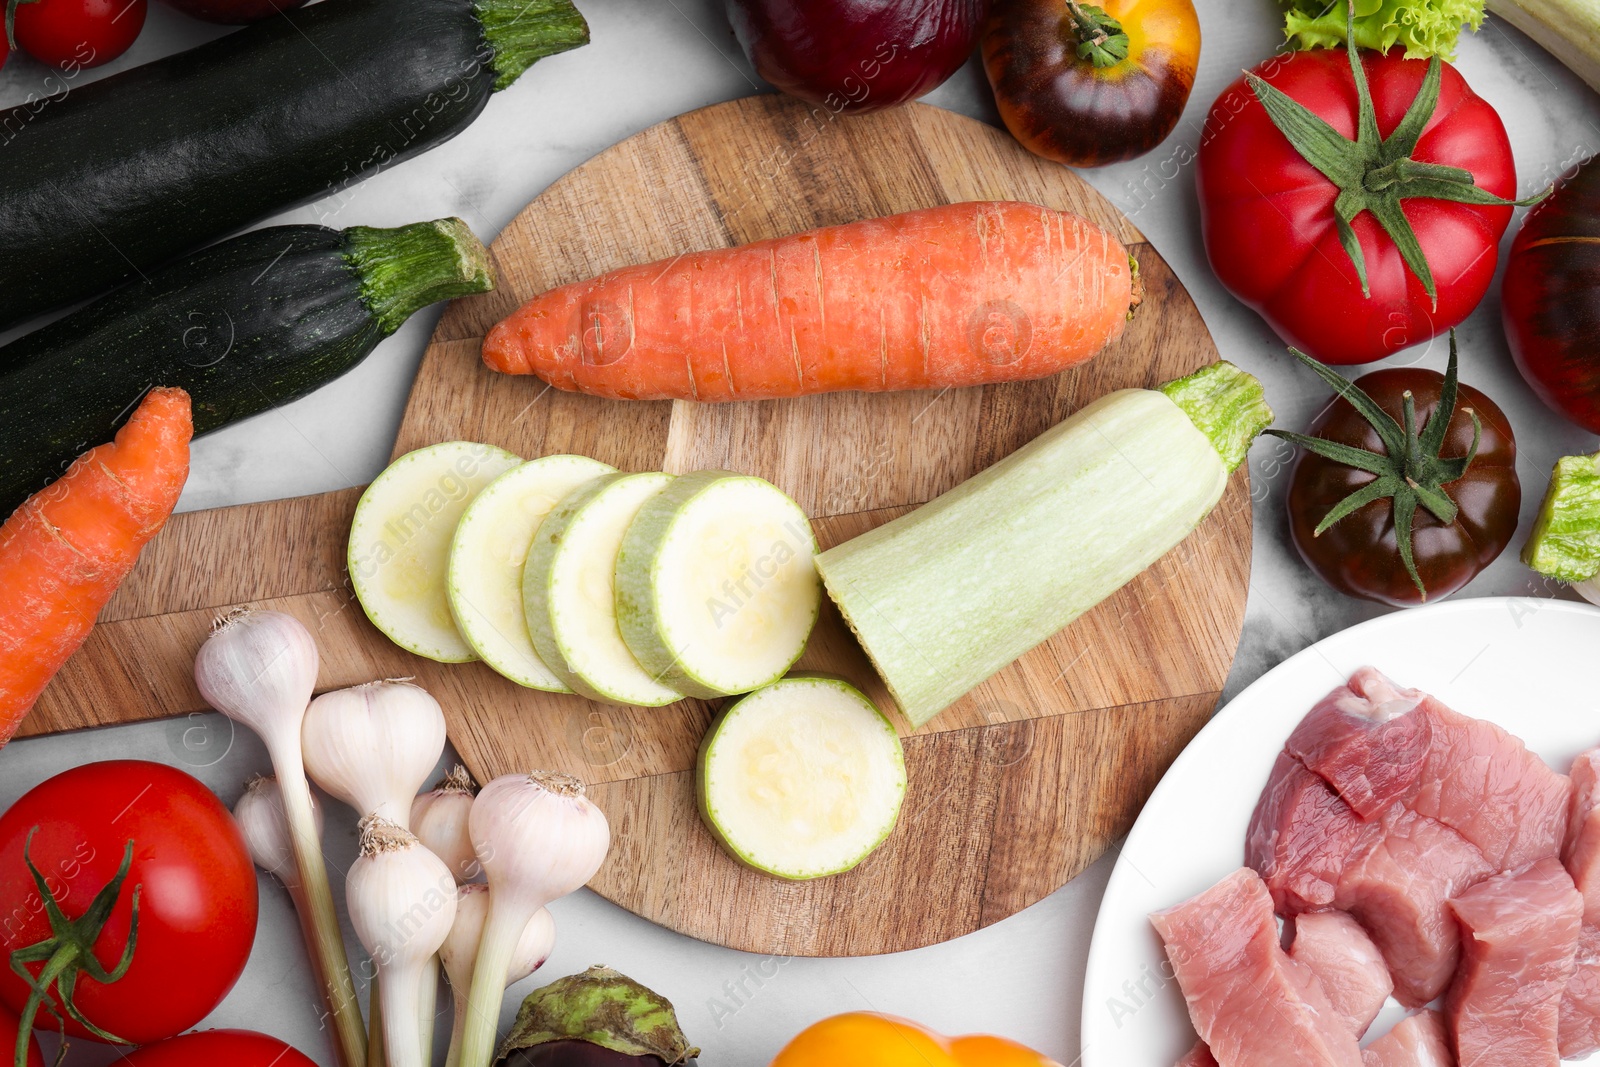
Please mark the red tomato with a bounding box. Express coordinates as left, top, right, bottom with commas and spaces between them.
120, 1030, 319, 1066
1197, 48, 1517, 365
11, 0, 147, 69
0, 761, 257, 1045
0, 1004, 42, 1067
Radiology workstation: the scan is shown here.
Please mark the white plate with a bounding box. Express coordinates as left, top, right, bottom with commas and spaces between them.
1081, 596, 1600, 1066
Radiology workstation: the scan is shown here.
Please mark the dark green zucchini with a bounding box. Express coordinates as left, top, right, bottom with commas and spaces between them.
0, 0, 586, 331
0, 218, 494, 516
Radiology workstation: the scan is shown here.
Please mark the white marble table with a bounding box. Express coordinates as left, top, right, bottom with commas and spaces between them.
2, 2, 1597, 1063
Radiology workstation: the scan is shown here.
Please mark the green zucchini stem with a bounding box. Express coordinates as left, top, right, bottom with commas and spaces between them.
474, 0, 591, 92
344, 219, 496, 336
1524, 451, 1600, 583
1159, 361, 1275, 473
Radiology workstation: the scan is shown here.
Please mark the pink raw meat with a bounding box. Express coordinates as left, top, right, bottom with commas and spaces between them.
1407, 692, 1571, 871
1287, 667, 1430, 818
1288, 910, 1393, 1036
1335, 808, 1495, 1006
1559, 924, 1600, 1059
1247, 752, 1380, 914
1175, 1042, 1218, 1067
1565, 749, 1600, 923
1360, 1011, 1452, 1067
1151, 868, 1362, 1067
1446, 858, 1583, 1067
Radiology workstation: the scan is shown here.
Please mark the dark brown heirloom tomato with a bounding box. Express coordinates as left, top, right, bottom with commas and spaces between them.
1503, 156, 1600, 432
504, 1041, 685, 1065
982, 0, 1200, 167
1278, 343, 1519, 607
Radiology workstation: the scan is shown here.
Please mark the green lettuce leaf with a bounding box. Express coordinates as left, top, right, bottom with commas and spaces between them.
1281, 0, 1485, 59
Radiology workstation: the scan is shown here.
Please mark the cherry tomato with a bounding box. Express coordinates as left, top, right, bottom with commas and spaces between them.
1503, 155, 1600, 433
0, 29, 9, 70
0, 761, 257, 1045
1286, 364, 1519, 606
983, 0, 1201, 167
10, 0, 147, 69
1198, 47, 1518, 365
120, 1030, 319, 1066
0, 1003, 42, 1067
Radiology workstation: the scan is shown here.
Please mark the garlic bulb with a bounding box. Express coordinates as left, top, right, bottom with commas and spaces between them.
412, 765, 480, 884
234, 774, 323, 890
303, 680, 447, 825
196, 610, 366, 1067
438, 885, 554, 1067
347, 816, 458, 1067
457, 772, 610, 1067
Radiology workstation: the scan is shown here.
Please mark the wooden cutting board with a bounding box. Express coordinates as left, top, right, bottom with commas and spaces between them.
23, 96, 1251, 957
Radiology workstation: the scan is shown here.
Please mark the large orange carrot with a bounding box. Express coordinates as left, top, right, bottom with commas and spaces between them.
483, 201, 1139, 401
0, 387, 192, 743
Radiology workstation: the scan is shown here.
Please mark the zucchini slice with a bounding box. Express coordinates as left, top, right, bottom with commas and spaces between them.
447, 455, 617, 690
697, 676, 906, 880
348, 442, 520, 662
616, 471, 821, 699
524, 473, 684, 707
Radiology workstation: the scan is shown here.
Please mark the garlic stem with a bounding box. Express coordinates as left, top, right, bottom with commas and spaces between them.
196, 610, 366, 1067
439, 886, 554, 1067
457, 772, 609, 1067
419, 960, 440, 1066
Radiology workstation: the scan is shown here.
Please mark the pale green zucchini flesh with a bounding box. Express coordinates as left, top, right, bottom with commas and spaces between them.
348, 441, 521, 663
447, 454, 616, 690
815, 362, 1272, 728
697, 675, 906, 880
615, 470, 821, 699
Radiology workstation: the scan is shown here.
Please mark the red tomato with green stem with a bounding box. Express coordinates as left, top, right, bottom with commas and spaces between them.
1197, 25, 1529, 365
0, 1005, 41, 1067
5, 0, 147, 70
120, 1030, 319, 1066
0, 761, 257, 1051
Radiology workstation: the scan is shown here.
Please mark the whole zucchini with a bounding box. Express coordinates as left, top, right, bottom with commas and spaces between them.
815, 362, 1273, 728
0, 218, 494, 516
0, 0, 586, 331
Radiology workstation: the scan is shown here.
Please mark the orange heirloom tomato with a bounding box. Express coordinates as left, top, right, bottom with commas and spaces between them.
983, 0, 1201, 167
770, 1012, 1062, 1067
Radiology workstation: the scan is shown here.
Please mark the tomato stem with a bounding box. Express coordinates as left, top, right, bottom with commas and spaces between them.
1063, 1, 1130, 68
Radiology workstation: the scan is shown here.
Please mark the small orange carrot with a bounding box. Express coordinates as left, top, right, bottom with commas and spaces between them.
0, 387, 192, 743
483, 200, 1138, 401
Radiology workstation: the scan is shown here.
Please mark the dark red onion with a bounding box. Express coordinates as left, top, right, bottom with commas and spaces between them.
726, 0, 990, 114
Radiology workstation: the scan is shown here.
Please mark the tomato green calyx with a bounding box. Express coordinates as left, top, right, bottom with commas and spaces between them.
1266, 332, 1481, 600
1063, 1, 1130, 68
1244, 2, 1536, 307
9, 829, 140, 1067
3, 0, 41, 53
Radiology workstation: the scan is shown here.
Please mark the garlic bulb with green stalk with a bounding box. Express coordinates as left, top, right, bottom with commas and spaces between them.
302, 679, 448, 824
413, 765, 480, 884
234, 776, 329, 986
195, 610, 366, 1067
457, 772, 610, 1067
348, 816, 458, 1067
438, 885, 554, 1067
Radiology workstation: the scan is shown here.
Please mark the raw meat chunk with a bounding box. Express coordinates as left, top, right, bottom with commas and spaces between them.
1335, 808, 1494, 1007
1559, 924, 1600, 1060
1175, 1042, 1218, 1067
1566, 749, 1600, 923
1247, 752, 1380, 914
1288, 910, 1392, 1036
1151, 868, 1362, 1067
1360, 1011, 1452, 1067
1408, 693, 1571, 871
1446, 858, 1583, 1067
1288, 667, 1429, 818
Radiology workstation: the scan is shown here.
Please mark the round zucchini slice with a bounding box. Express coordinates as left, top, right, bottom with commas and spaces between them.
447, 455, 616, 690
524, 472, 684, 707
697, 675, 906, 880
348, 441, 520, 662
616, 471, 821, 699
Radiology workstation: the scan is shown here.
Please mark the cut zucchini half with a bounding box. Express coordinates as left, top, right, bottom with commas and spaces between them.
697, 675, 906, 880
447, 455, 617, 690
616, 471, 821, 699
348, 441, 521, 662
524, 472, 684, 707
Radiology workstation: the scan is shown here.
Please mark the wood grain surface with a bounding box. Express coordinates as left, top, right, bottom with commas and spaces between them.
25, 96, 1251, 957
